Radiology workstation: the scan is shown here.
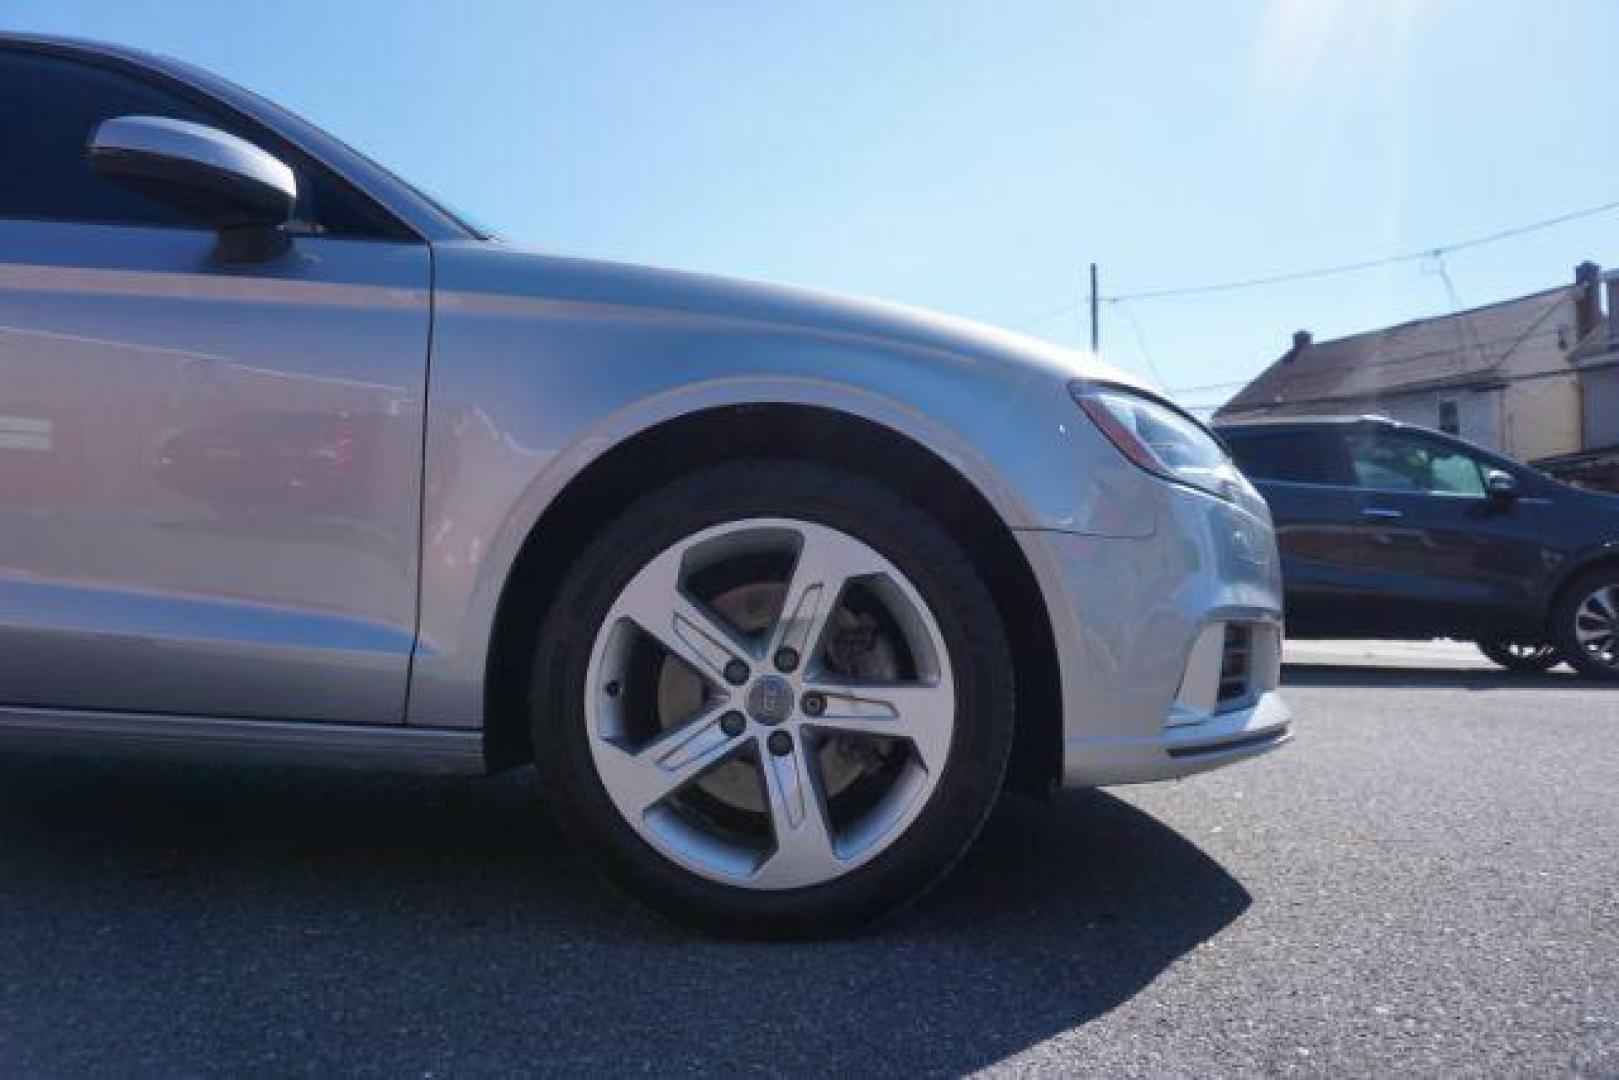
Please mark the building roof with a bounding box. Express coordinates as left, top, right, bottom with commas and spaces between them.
1216, 286, 1575, 420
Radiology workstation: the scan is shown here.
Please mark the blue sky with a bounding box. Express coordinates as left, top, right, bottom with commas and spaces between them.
11, 0, 1619, 410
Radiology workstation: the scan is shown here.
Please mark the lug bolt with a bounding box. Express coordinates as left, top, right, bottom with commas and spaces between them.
723, 659, 749, 686
604, 680, 621, 698
767, 731, 793, 757
720, 710, 746, 737
801, 692, 826, 717
774, 647, 800, 673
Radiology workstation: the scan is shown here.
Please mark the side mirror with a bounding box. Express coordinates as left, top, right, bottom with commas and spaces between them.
88, 116, 297, 261
1485, 469, 1519, 502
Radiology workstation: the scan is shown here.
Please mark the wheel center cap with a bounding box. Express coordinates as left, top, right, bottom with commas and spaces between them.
746, 675, 794, 725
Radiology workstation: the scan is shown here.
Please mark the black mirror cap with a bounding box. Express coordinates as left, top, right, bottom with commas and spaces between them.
88, 117, 297, 256
1486, 469, 1519, 500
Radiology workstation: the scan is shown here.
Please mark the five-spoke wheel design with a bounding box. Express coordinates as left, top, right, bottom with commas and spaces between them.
584, 518, 954, 890
530, 461, 1013, 935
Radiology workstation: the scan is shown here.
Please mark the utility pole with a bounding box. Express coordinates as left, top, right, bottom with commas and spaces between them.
1088, 263, 1100, 354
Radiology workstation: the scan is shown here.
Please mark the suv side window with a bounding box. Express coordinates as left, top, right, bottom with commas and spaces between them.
1347, 429, 1485, 496
0, 49, 394, 237
1224, 429, 1342, 485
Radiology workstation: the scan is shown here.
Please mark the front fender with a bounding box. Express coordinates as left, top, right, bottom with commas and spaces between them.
1546, 538, 1619, 611
406, 246, 1157, 727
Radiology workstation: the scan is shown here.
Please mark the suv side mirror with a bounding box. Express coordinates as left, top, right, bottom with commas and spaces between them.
88, 116, 297, 261
1485, 469, 1519, 502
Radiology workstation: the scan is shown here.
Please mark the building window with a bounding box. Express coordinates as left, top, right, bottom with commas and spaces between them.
1438, 399, 1460, 435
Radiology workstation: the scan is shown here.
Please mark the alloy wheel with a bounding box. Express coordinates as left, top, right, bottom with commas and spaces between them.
582, 517, 955, 891
1573, 584, 1619, 669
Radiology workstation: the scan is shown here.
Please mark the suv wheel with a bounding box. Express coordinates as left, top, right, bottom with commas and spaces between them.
530, 461, 1015, 936
1553, 569, 1619, 681
1476, 639, 1561, 673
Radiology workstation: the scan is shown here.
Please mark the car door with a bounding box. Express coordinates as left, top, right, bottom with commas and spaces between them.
1220, 425, 1366, 634
0, 47, 430, 722
1346, 426, 1548, 637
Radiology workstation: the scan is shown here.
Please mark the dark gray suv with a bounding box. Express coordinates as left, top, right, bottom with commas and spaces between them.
1217, 415, 1619, 680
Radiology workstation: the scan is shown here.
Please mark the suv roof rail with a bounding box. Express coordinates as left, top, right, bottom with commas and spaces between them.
1215, 413, 1396, 429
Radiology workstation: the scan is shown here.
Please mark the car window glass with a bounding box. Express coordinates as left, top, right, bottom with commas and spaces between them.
1224, 430, 1339, 485
0, 49, 389, 237
1349, 431, 1485, 496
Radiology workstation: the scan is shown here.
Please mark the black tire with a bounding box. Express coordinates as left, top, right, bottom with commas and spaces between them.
529, 460, 1016, 937
1476, 639, 1562, 673
1552, 568, 1619, 681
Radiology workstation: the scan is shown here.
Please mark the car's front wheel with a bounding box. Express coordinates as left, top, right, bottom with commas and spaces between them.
1554, 569, 1619, 681
1476, 638, 1561, 673
530, 461, 1015, 936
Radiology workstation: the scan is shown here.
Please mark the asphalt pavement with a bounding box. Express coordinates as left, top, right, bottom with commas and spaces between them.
0, 641, 1613, 1076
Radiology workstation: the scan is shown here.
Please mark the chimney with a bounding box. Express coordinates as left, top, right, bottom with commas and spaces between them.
1574, 261, 1602, 343
1284, 330, 1312, 362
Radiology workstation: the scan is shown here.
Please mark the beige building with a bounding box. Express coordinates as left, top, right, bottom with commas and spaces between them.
1215, 263, 1614, 469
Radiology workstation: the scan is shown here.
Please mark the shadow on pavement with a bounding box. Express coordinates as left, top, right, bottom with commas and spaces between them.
0, 756, 1247, 1075
1283, 663, 1612, 691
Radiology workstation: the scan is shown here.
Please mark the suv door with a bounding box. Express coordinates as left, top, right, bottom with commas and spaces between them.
0, 47, 430, 722
1221, 425, 1365, 634
1346, 426, 1548, 637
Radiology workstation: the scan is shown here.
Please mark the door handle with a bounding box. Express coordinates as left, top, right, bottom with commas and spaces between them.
1361, 506, 1404, 521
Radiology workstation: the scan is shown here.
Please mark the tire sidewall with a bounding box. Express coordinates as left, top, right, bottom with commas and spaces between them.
1476, 639, 1560, 674
530, 462, 1015, 936
1553, 570, 1619, 681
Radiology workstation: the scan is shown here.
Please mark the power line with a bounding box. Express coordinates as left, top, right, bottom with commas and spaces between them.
1423, 250, 1488, 372
1011, 197, 1619, 329
1007, 199, 1616, 414
1212, 290, 1577, 405
1476, 283, 1577, 374
1173, 379, 1253, 396
1215, 297, 1609, 415
1113, 300, 1167, 386
1104, 197, 1619, 303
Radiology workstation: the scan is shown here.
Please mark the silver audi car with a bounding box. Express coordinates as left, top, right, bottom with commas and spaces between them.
0, 35, 1290, 935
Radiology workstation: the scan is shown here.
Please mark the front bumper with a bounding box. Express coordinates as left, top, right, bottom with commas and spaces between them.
1016, 481, 1292, 787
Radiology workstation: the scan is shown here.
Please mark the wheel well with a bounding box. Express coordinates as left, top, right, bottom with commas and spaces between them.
483, 403, 1062, 791
1551, 552, 1619, 621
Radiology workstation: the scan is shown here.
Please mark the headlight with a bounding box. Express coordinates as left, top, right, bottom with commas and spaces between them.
1069, 380, 1242, 501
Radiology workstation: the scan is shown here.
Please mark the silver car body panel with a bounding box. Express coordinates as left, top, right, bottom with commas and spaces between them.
0, 219, 430, 721
0, 33, 1290, 785
1020, 480, 1292, 785
411, 240, 1162, 727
